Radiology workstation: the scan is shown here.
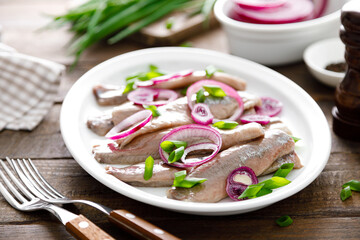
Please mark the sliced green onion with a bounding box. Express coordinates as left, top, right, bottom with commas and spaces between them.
180, 86, 188, 96
143, 105, 160, 117
203, 85, 226, 97
261, 177, 291, 190
179, 42, 192, 47
143, 156, 154, 181
340, 186, 352, 201
196, 88, 206, 103
160, 140, 187, 153
342, 180, 360, 192
276, 215, 293, 227
123, 80, 135, 94
256, 187, 272, 197
172, 170, 207, 188
168, 146, 185, 163
291, 136, 301, 143
205, 65, 223, 78
165, 17, 174, 29
273, 163, 295, 178
149, 64, 159, 71
212, 121, 239, 130
126, 72, 141, 81
238, 183, 264, 199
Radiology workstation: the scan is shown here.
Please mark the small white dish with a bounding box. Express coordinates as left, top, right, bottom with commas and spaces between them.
61, 47, 331, 216
214, 0, 349, 66
303, 37, 345, 87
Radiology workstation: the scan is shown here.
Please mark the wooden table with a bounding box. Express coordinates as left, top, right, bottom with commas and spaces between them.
1, 1, 360, 239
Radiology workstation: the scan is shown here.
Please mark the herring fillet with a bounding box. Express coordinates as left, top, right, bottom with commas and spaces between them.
167, 130, 295, 203
105, 160, 182, 187
93, 122, 265, 164
87, 92, 261, 136
105, 151, 301, 187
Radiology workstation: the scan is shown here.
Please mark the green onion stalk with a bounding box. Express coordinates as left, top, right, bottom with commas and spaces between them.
49, 0, 217, 65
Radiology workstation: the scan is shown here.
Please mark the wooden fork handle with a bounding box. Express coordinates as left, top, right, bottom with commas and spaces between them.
108, 209, 180, 240
66, 214, 115, 240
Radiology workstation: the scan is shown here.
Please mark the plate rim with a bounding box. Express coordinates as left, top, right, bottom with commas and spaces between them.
60, 47, 331, 215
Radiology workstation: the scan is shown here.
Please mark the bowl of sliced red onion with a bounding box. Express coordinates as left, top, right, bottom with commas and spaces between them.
214, 0, 349, 66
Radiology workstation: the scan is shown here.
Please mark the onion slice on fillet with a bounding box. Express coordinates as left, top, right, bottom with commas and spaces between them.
159, 124, 222, 168
191, 103, 214, 125
105, 110, 152, 140
226, 166, 258, 201
127, 88, 178, 106
136, 70, 193, 87
186, 80, 244, 122
255, 96, 283, 117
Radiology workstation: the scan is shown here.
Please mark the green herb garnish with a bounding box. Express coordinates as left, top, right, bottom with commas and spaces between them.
172, 170, 207, 188
168, 146, 185, 163
291, 136, 301, 143
179, 42, 192, 47
196, 88, 206, 103
143, 156, 154, 181
205, 65, 223, 78
123, 80, 135, 94
238, 184, 265, 199
276, 215, 293, 227
342, 180, 360, 192
203, 85, 226, 97
160, 140, 187, 153
340, 186, 352, 201
143, 105, 160, 117
238, 163, 293, 200
180, 87, 188, 96
273, 163, 295, 178
212, 121, 239, 130
165, 17, 174, 29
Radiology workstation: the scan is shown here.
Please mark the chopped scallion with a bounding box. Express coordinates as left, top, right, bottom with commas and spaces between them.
143, 156, 154, 181
261, 176, 291, 190
291, 136, 301, 143
212, 121, 239, 130
168, 146, 185, 163
238, 183, 264, 199
203, 85, 226, 97
180, 86, 188, 96
179, 42, 192, 47
340, 185, 352, 201
143, 105, 160, 117
273, 163, 294, 178
172, 170, 207, 188
276, 215, 293, 227
160, 140, 187, 153
123, 80, 135, 94
256, 187, 272, 197
205, 65, 223, 78
165, 17, 174, 29
196, 88, 206, 103
342, 180, 360, 192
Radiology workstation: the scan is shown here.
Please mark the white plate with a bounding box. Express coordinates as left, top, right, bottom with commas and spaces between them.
61, 47, 331, 216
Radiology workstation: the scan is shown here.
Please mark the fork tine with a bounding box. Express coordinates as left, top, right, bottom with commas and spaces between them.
9, 158, 52, 200
0, 181, 22, 209
26, 158, 65, 199
0, 160, 27, 204
1, 159, 35, 200
21, 159, 61, 199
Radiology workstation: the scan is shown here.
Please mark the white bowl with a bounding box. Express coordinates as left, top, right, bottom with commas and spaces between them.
214, 0, 349, 66
303, 37, 345, 87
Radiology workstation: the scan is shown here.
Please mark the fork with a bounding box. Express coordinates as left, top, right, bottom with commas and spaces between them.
6, 157, 180, 240
0, 159, 115, 240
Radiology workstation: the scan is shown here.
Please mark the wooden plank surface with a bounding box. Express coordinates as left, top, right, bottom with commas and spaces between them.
1, 1, 360, 240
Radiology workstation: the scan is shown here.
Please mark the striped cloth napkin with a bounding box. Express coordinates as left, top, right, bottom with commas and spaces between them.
0, 43, 65, 131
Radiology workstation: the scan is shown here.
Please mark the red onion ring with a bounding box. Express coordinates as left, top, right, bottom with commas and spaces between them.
191, 103, 214, 125
186, 80, 244, 122
240, 114, 271, 125
105, 110, 152, 140
159, 124, 222, 168
127, 88, 178, 106
136, 70, 193, 87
